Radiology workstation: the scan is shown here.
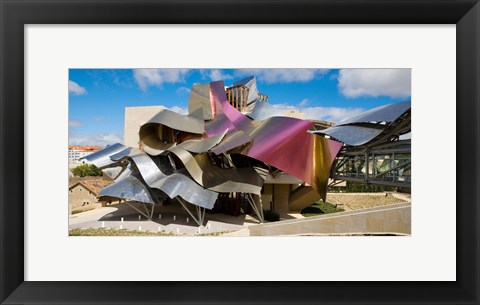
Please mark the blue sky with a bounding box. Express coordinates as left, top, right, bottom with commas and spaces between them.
69, 68, 411, 146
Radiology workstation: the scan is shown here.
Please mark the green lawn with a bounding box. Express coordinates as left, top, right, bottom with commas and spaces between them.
301, 202, 344, 217
69, 228, 176, 236
71, 207, 95, 214
69, 228, 230, 236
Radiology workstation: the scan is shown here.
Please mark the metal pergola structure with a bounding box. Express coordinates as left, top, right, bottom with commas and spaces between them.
329, 110, 411, 189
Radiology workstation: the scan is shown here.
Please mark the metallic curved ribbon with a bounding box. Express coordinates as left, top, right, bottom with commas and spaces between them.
149, 169, 219, 210
175, 129, 227, 153
339, 101, 410, 125
99, 175, 156, 204
143, 107, 204, 134
139, 107, 204, 155
167, 146, 265, 194
310, 101, 411, 146
310, 125, 383, 146
205, 80, 343, 201
232, 76, 259, 105
109, 146, 219, 209
138, 125, 176, 156
209, 130, 252, 155
188, 83, 213, 120
80, 143, 126, 168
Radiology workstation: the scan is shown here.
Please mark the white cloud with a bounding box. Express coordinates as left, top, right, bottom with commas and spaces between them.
253, 103, 364, 124
198, 69, 234, 82
69, 133, 124, 146
133, 69, 189, 91
69, 80, 87, 95
235, 69, 330, 83
169, 106, 188, 115
211, 69, 232, 81
176, 86, 191, 95
298, 98, 309, 107
69, 119, 82, 128
272, 103, 296, 109
302, 106, 365, 123
251, 104, 297, 121
338, 69, 411, 98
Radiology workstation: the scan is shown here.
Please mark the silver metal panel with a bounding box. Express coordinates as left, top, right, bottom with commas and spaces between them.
109, 147, 135, 161
244, 100, 271, 120
80, 143, 126, 168
175, 130, 227, 153
311, 125, 383, 146
138, 122, 177, 155
167, 147, 265, 194
143, 107, 204, 134
253, 166, 269, 181
101, 166, 124, 180
195, 153, 265, 194
264, 172, 303, 184
114, 164, 133, 181
139, 108, 204, 155
187, 83, 213, 120
339, 101, 410, 125
129, 151, 170, 185
209, 130, 251, 155
142, 141, 175, 156
149, 169, 219, 210
245, 100, 304, 121
99, 175, 155, 204
110, 147, 174, 185
204, 111, 237, 137
110, 147, 218, 209
233, 76, 259, 105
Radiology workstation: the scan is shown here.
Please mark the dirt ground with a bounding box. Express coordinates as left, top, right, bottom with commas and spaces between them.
68, 175, 112, 187
327, 192, 411, 211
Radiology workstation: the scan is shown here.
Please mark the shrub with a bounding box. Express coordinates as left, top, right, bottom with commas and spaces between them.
329, 181, 396, 193
301, 202, 344, 217
72, 164, 102, 177
71, 207, 95, 214
263, 210, 280, 222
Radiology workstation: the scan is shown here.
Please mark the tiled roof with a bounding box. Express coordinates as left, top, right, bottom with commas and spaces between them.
69, 180, 112, 196
69, 145, 103, 152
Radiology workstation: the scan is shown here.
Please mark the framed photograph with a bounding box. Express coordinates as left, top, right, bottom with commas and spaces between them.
66, 68, 411, 237
1, 0, 478, 304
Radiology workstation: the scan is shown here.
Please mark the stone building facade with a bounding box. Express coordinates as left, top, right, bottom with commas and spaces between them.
68, 179, 113, 214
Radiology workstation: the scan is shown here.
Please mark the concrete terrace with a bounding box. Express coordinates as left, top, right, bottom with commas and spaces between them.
69, 198, 411, 236
69, 201, 263, 235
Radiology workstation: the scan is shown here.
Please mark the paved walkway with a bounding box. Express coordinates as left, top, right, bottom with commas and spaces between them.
69, 201, 261, 235
69, 193, 410, 236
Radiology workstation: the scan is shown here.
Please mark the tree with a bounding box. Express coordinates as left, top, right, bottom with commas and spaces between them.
71, 164, 102, 177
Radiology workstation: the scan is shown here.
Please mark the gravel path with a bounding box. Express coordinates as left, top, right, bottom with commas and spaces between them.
327, 192, 410, 211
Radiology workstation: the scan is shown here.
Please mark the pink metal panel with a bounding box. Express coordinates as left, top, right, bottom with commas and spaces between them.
204, 80, 343, 201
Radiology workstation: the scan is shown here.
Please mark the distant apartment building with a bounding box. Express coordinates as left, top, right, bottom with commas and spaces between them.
68, 145, 103, 168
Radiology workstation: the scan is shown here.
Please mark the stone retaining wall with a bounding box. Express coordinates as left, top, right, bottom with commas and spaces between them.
249, 203, 411, 236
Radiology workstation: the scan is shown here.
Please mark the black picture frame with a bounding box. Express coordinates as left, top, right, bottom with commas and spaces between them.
1, 0, 478, 304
